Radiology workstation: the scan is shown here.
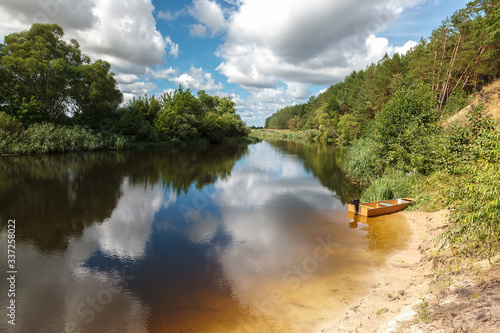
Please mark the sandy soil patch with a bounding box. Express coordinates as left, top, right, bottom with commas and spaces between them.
317, 210, 500, 333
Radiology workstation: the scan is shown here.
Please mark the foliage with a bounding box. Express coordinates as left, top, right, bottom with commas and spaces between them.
343, 137, 383, 183
442, 89, 470, 118
1, 123, 107, 154
154, 87, 249, 144
373, 84, 440, 174
438, 105, 499, 257
251, 129, 306, 141
0, 23, 122, 125
0, 111, 24, 153
288, 115, 305, 130
360, 170, 419, 202
337, 114, 361, 142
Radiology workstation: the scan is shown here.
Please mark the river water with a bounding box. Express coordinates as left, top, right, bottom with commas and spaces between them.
0, 141, 411, 332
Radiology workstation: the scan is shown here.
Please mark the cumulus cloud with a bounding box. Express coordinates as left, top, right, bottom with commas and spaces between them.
231, 82, 310, 125
74, 0, 169, 74
118, 81, 158, 102
217, 0, 423, 88
209, 0, 425, 125
165, 36, 179, 58
0, 0, 96, 37
170, 66, 224, 91
157, 8, 186, 21
189, 23, 207, 37
0, 0, 174, 76
188, 0, 226, 37
147, 67, 178, 79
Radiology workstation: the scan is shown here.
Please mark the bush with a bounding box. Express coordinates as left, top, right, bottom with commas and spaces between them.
337, 114, 361, 141
3, 123, 109, 154
343, 137, 383, 182
360, 170, 419, 202
373, 84, 440, 174
438, 106, 500, 257
0, 112, 24, 153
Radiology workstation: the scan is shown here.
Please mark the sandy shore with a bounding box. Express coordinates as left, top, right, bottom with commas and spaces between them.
317, 210, 500, 333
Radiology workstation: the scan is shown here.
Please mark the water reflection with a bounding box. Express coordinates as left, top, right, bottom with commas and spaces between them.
96, 178, 163, 260
0, 142, 410, 332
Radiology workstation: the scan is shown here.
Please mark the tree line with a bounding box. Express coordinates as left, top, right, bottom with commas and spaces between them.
0, 24, 250, 154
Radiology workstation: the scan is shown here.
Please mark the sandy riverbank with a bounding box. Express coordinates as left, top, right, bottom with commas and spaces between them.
317, 210, 500, 333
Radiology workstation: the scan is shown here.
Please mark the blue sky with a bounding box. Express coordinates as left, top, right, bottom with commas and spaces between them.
0, 0, 469, 126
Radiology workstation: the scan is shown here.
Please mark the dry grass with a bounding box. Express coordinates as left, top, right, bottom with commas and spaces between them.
444, 79, 500, 129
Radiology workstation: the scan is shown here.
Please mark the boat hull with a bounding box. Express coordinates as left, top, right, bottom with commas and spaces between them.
347, 198, 415, 217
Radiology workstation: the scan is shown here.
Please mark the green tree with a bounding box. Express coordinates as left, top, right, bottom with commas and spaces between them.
337, 114, 361, 142
0, 23, 122, 126
72, 59, 122, 128
155, 87, 202, 141
374, 84, 439, 173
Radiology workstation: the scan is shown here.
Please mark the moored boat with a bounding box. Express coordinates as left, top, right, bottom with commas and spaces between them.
348, 198, 415, 217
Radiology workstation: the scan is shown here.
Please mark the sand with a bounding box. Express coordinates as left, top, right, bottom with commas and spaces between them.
316, 210, 500, 333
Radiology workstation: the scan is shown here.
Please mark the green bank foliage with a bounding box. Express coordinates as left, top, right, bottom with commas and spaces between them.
265, 0, 500, 257
438, 106, 500, 258
251, 129, 307, 141
0, 24, 250, 154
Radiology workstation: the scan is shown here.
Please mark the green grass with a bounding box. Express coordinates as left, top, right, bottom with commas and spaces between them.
360, 170, 419, 202
342, 137, 383, 183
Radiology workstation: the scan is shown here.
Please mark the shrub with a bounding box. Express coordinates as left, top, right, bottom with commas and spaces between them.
360, 170, 419, 202
0, 112, 24, 154
343, 137, 384, 183
3, 123, 109, 154
438, 106, 500, 257
373, 84, 440, 174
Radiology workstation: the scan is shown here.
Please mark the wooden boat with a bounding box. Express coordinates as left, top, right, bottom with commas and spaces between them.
348, 198, 415, 217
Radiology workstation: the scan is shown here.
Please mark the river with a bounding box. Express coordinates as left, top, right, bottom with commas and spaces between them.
0, 141, 411, 332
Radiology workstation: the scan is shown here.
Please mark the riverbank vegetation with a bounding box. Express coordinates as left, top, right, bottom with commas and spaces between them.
0, 24, 251, 155
264, 0, 500, 257
251, 129, 307, 141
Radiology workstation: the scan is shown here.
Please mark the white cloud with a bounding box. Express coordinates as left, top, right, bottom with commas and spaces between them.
0, 0, 96, 38
395, 40, 418, 54
157, 8, 186, 21
115, 73, 141, 84
97, 178, 163, 260
170, 66, 224, 91
147, 67, 178, 79
231, 83, 310, 125
212, 0, 426, 125
285, 82, 311, 100
75, 0, 168, 74
165, 36, 179, 58
188, 0, 226, 37
0, 0, 173, 76
189, 23, 207, 37
119, 81, 158, 102
217, 0, 424, 88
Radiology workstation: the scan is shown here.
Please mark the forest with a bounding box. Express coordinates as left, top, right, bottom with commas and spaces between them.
0, 24, 250, 154
265, 0, 500, 257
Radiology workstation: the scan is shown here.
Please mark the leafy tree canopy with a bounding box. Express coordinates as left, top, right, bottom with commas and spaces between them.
0, 23, 122, 126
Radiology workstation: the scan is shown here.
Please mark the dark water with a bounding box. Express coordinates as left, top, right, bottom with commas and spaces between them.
0, 141, 410, 332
